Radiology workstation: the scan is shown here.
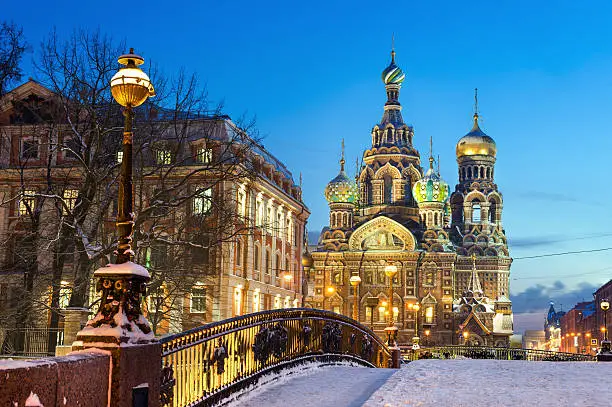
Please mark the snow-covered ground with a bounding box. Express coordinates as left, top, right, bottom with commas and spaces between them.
229, 359, 612, 407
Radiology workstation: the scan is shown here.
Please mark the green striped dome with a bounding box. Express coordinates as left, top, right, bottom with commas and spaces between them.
382, 62, 405, 85
412, 167, 449, 204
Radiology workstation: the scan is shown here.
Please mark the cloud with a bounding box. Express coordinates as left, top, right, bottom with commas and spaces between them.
510, 281, 599, 314
509, 232, 612, 249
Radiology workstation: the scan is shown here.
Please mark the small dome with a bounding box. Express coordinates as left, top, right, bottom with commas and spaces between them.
324, 168, 358, 203
381, 51, 405, 85
412, 160, 450, 204
456, 114, 496, 158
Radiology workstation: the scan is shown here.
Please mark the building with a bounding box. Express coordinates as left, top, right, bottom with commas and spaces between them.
522, 330, 545, 350
594, 279, 612, 347
559, 301, 596, 354
0, 80, 309, 351
544, 302, 565, 351
305, 50, 513, 346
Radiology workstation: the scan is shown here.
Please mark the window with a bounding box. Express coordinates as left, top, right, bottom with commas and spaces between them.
18, 189, 36, 215
64, 137, 81, 160
472, 202, 481, 223
193, 187, 212, 214
333, 305, 341, 314
190, 286, 206, 313
265, 250, 271, 274
383, 175, 393, 203
156, 149, 172, 165
425, 306, 434, 324
147, 291, 165, 315
196, 146, 213, 163
253, 290, 261, 312
150, 243, 168, 269
63, 189, 78, 212
255, 200, 263, 226
254, 246, 260, 271
116, 151, 123, 163
425, 271, 434, 286
275, 254, 280, 277
266, 207, 272, 233
237, 190, 246, 217
236, 241, 242, 267
274, 295, 281, 309
192, 235, 210, 265
21, 138, 39, 159
365, 306, 373, 324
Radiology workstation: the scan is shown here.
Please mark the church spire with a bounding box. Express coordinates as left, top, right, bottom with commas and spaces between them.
428, 136, 434, 170
340, 138, 345, 171
468, 253, 484, 297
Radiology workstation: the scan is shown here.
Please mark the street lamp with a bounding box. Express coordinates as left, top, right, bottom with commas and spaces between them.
424, 329, 431, 347
409, 302, 421, 346
598, 299, 610, 361
463, 331, 469, 345
77, 49, 155, 345
384, 265, 399, 347
349, 275, 361, 321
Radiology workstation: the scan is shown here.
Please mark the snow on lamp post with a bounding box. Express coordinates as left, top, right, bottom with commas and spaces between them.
77, 49, 155, 346
598, 299, 611, 361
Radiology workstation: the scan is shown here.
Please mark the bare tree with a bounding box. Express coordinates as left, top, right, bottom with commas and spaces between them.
0, 27, 263, 347
0, 21, 27, 97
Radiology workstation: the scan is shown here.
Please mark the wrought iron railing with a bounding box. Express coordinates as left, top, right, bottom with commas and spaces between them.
0, 328, 64, 357
159, 308, 391, 407
402, 345, 596, 362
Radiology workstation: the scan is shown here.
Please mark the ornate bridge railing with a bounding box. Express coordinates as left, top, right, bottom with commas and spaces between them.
159, 308, 392, 407
403, 345, 596, 362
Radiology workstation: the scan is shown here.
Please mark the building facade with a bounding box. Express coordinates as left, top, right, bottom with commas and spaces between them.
0, 80, 309, 347
305, 51, 513, 346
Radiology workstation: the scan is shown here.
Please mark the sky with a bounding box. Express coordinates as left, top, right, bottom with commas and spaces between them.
5, 0, 612, 332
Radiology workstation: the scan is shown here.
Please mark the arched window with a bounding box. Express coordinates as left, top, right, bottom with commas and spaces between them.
472, 201, 481, 223
425, 306, 435, 324
265, 250, 271, 274
479, 167, 484, 178
467, 167, 472, 178
490, 201, 496, 223
383, 175, 393, 203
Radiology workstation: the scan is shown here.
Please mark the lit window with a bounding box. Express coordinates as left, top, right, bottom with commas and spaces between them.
283, 296, 290, 308
190, 286, 206, 313
63, 189, 78, 211
425, 306, 434, 324
333, 305, 341, 314
274, 295, 281, 309
193, 187, 212, 214
365, 306, 373, 323
196, 146, 212, 163
21, 138, 39, 159
156, 149, 172, 165
18, 189, 36, 215
117, 151, 123, 163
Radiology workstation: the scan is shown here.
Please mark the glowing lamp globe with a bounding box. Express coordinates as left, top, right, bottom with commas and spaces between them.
301, 250, 313, 268
602, 299, 610, 311
110, 48, 155, 107
349, 275, 362, 287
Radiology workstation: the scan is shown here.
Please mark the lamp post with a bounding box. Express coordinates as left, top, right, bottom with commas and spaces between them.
383, 265, 398, 347
409, 302, 421, 346
349, 275, 361, 321
301, 249, 313, 307
463, 331, 469, 345
598, 299, 611, 361
77, 49, 155, 346
424, 329, 430, 347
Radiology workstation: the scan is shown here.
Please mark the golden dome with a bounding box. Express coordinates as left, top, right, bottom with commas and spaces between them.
456, 114, 496, 158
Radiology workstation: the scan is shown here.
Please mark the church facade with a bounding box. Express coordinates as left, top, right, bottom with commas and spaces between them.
304, 50, 513, 346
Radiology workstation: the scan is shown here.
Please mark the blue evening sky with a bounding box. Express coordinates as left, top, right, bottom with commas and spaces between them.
6, 0, 612, 328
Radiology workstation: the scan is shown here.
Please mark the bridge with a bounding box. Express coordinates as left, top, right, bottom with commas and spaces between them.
0, 306, 605, 407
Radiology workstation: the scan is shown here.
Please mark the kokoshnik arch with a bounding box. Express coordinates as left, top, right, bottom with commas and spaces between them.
305, 49, 513, 346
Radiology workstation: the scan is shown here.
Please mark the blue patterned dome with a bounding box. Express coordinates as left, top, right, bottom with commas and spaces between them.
381, 51, 405, 85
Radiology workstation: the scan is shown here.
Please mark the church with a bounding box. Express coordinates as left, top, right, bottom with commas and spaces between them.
304, 50, 513, 346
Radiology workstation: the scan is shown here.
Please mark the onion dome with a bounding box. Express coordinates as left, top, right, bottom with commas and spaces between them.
456, 113, 497, 158
324, 158, 358, 203
381, 50, 405, 85
412, 155, 450, 204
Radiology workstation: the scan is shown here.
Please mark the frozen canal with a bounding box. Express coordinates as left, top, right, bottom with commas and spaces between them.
230, 359, 612, 406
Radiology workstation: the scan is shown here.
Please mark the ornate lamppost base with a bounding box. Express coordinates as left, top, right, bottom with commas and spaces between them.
384, 326, 399, 348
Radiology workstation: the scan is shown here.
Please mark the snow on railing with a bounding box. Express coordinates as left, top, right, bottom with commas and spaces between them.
159, 308, 392, 407
403, 345, 596, 362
